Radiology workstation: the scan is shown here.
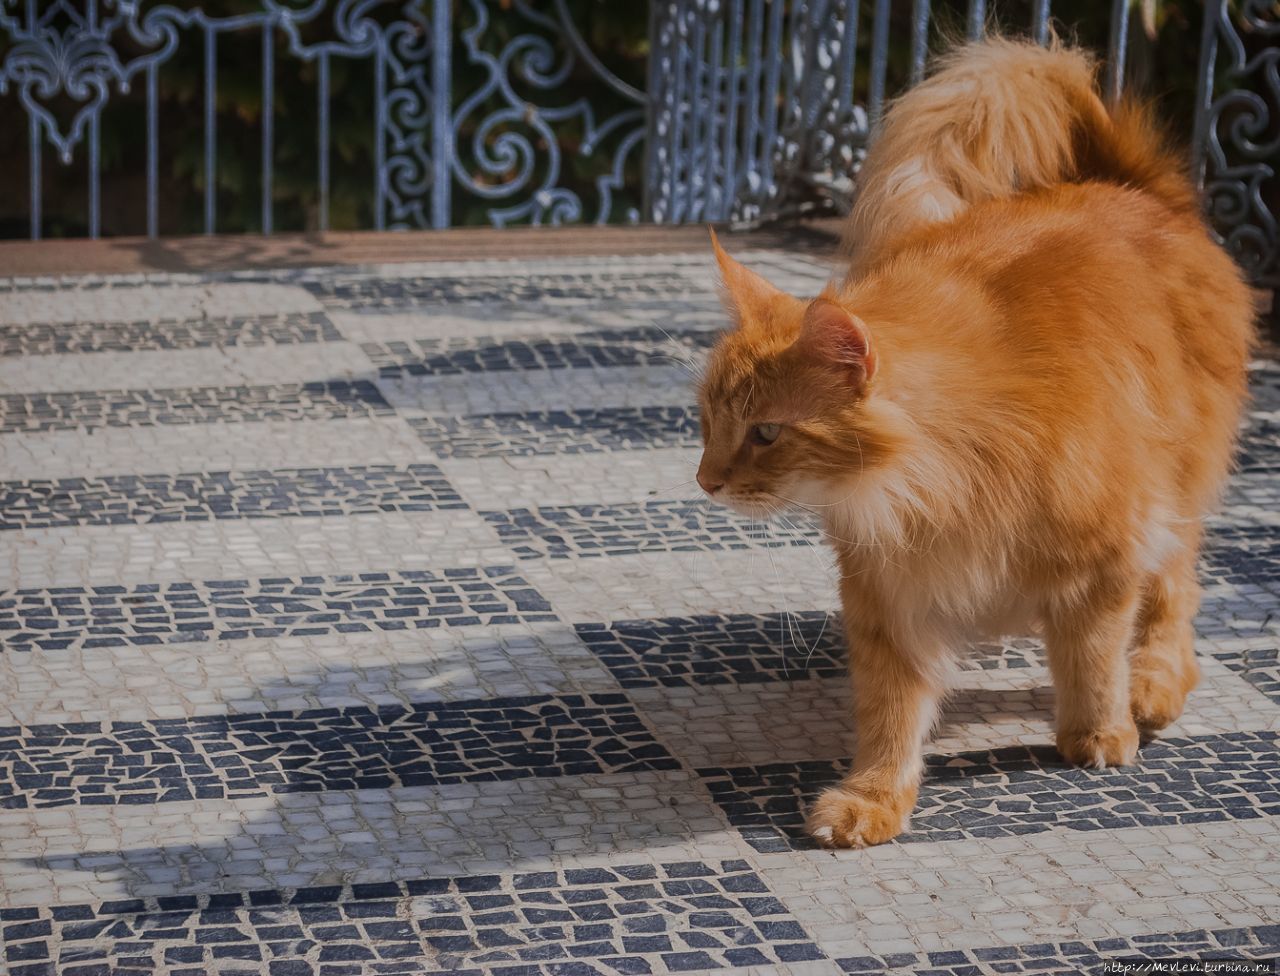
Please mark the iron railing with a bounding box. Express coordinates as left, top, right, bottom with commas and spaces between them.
645, 0, 1137, 225
0, 1, 1276, 286
1193, 0, 1279, 288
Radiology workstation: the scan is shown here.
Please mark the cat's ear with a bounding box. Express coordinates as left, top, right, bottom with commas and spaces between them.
710, 227, 785, 323
794, 297, 877, 386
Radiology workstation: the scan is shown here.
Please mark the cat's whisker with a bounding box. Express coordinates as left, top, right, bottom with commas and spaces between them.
666, 493, 711, 589
761, 491, 880, 557
651, 350, 703, 375
651, 358, 704, 386
647, 479, 697, 499
766, 511, 840, 666
753, 517, 800, 679
645, 325, 709, 384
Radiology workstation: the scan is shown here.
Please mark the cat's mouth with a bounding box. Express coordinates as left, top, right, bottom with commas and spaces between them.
711, 491, 783, 520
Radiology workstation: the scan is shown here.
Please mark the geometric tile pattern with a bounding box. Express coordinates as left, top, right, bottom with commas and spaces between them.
0, 693, 679, 808
1, 859, 823, 976
836, 925, 1280, 974
304, 271, 710, 308
1237, 420, 1280, 474
1204, 528, 1280, 588
0, 381, 393, 434
0, 464, 467, 530
575, 612, 846, 688
697, 732, 1280, 853
480, 500, 820, 559
0, 567, 557, 651
362, 327, 714, 379
406, 406, 701, 458
1215, 644, 1280, 706
0, 311, 341, 357
2, 253, 1278, 974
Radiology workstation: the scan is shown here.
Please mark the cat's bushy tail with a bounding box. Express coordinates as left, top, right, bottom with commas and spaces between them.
844, 37, 1197, 272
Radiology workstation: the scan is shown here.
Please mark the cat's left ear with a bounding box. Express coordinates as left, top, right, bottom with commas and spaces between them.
794, 297, 877, 386
710, 227, 785, 323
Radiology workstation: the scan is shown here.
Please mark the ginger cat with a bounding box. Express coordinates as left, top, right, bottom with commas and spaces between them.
696, 39, 1254, 848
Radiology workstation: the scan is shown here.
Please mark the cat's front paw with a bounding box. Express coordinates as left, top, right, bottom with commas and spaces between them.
1056, 722, 1139, 768
806, 787, 910, 848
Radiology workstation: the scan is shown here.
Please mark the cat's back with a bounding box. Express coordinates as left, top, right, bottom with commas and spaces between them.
874, 181, 1252, 395
866, 180, 1253, 514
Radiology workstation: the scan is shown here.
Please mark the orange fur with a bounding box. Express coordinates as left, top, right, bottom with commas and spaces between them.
697, 39, 1254, 849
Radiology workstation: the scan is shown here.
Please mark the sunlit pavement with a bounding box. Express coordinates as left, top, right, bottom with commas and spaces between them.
1, 249, 1278, 974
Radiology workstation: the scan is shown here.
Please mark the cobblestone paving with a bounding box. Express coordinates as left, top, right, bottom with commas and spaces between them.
1, 252, 1277, 974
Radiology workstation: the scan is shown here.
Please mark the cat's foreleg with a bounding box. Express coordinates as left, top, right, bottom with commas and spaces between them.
806, 610, 943, 848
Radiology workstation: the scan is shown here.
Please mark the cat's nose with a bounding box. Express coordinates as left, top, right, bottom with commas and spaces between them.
697, 472, 724, 495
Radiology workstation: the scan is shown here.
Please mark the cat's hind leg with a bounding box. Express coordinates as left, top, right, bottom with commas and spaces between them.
1045, 575, 1141, 768
1129, 544, 1201, 734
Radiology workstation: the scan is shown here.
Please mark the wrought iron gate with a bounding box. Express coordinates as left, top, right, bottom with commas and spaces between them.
0, 1, 1276, 287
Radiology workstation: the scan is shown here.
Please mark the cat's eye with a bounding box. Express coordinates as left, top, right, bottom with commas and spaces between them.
751, 423, 782, 446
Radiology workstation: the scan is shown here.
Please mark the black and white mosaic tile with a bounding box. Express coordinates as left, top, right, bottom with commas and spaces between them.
0, 382, 392, 434
1214, 644, 1280, 707
1237, 419, 1280, 475
0, 693, 679, 808
0, 464, 467, 530
698, 732, 1280, 852
0, 566, 557, 652
575, 612, 846, 688
0, 859, 822, 976
837, 925, 1280, 975
306, 271, 710, 309
362, 327, 715, 379
0, 311, 341, 357
480, 500, 821, 559
574, 613, 1046, 689
1204, 528, 1280, 588
407, 406, 701, 458
3, 256, 1278, 971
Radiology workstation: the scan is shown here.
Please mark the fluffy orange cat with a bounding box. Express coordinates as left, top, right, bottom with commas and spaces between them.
696, 39, 1254, 848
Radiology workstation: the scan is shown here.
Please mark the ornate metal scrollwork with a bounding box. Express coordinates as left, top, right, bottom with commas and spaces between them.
0, 0, 434, 235
449, 0, 646, 227
1196, 0, 1279, 287
645, 0, 868, 225
7, 0, 1273, 250
0, 0, 646, 236
0, 0, 171, 166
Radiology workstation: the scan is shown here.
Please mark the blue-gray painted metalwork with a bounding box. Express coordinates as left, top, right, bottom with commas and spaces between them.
1192, 0, 1279, 288
0, 1, 437, 237
1032, 0, 1052, 47
647, 0, 872, 225
0, 0, 1275, 290
1106, 0, 1130, 104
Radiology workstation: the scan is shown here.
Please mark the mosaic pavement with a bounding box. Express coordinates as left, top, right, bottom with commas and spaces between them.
1, 251, 1277, 975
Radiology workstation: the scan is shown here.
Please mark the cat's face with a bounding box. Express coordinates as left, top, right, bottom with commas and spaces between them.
696, 236, 880, 519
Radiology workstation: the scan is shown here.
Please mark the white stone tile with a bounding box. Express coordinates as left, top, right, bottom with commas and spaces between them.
630, 657, 1279, 769
0, 510, 511, 589
0, 416, 428, 480
376, 364, 697, 417
519, 546, 841, 624
0, 771, 748, 906
0, 624, 617, 725
0, 341, 367, 394
0, 282, 322, 326
441, 448, 703, 510
772, 819, 1280, 959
